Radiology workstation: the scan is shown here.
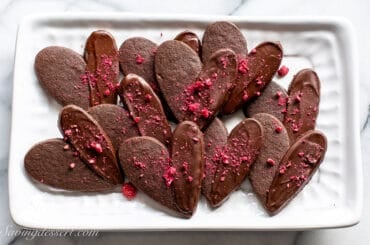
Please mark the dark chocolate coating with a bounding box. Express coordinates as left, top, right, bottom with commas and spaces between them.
59, 105, 123, 184
119, 74, 172, 147
266, 130, 327, 215
119, 37, 160, 93
284, 69, 321, 142
155, 40, 237, 129
85, 30, 119, 105
202, 21, 247, 62
249, 113, 290, 207
210, 118, 264, 207
175, 31, 202, 57
34, 46, 89, 109
244, 81, 288, 122
24, 139, 115, 192
119, 136, 177, 213
88, 104, 139, 151
202, 118, 228, 203
171, 121, 204, 216
222, 42, 283, 114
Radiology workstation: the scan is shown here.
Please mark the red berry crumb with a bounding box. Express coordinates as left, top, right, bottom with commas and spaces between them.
275, 126, 283, 133
134, 117, 141, 123
122, 182, 137, 200
277, 65, 289, 77
266, 158, 275, 166
135, 54, 144, 64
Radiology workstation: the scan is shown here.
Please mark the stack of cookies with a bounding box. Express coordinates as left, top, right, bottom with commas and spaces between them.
25, 21, 327, 217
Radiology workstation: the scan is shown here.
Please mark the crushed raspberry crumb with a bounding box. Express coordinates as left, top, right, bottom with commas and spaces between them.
201, 108, 210, 118
242, 92, 249, 101
69, 162, 76, 169
188, 176, 193, 182
266, 158, 275, 166
277, 65, 289, 77
103, 89, 111, 97
90, 142, 103, 153
122, 183, 137, 200
238, 58, 248, 74
298, 152, 305, 157
135, 54, 144, 64
145, 94, 152, 102
163, 167, 177, 187
276, 91, 282, 98
188, 103, 200, 113
275, 126, 283, 133
250, 48, 257, 54
134, 117, 141, 123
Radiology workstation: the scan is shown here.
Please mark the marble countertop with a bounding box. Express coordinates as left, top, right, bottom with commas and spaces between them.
1, 0, 369, 244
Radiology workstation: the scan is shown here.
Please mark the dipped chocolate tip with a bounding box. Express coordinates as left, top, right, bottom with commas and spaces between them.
266, 130, 327, 215
25, 139, 115, 192
85, 30, 119, 105
175, 31, 202, 57
119, 73, 172, 146
59, 105, 123, 184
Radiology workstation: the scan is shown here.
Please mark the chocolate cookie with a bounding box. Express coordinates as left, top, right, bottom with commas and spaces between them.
243, 81, 288, 122
24, 139, 114, 192
249, 113, 290, 207
266, 130, 327, 215
35, 46, 89, 109
119, 121, 204, 217
119, 74, 172, 146
284, 69, 321, 142
88, 104, 139, 151
222, 42, 283, 114
175, 31, 201, 57
84, 30, 119, 105
119, 37, 159, 93
155, 40, 237, 129
171, 121, 204, 216
204, 118, 264, 207
202, 21, 247, 62
59, 105, 123, 184
202, 118, 228, 203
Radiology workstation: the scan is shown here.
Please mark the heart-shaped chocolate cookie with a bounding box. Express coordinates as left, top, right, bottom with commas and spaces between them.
221, 42, 283, 114
244, 81, 288, 122
60, 105, 123, 184
84, 30, 119, 105
202, 21, 247, 62
284, 69, 321, 141
35, 46, 90, 109
119, 74, 172, 147
24, 139, 115, 192
266, 130, 327, 215
119, 37, 159, 93
88, 104, 139, 151
175, 31, 202, 57
203, 118, 264, 207
155, 40, 237, 129
248, 113, 290, 207
119, 121, 204, 217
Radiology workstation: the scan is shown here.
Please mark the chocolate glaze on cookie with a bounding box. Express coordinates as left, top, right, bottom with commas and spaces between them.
209, 118, 264, 207
85, 30, 119, 106
25, 139, 115, 192
266, 130, 327, 215
202, 21, 247, 62
244, 81, 288, 122
155, 40, 237, 129
119, 74, 172, 147
249, 113, 290, 207
88, 104, 139, 151
175, 31, 202, 57
35, 46, 89, 109
171, 121, 204, 216
284, 69, 321, 142
202, 118, 228, 203
59, 105, 123, 184
222, 42, 283, 114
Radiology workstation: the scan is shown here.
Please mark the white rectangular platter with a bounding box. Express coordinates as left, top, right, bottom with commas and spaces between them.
9, 13, 362, 230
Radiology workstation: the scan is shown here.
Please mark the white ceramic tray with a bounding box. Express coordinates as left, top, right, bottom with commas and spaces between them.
9, 13, 362, 230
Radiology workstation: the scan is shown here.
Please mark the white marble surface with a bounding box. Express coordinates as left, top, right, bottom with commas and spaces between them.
1, 0, 369, 244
